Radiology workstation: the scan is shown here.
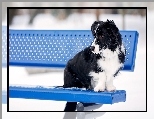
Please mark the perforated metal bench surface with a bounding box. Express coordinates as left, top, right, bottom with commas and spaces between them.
9, 29, 138, 71
2, 26, 139, 105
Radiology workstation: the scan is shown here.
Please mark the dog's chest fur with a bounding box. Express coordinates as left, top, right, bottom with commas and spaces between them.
90, 47, 122, 83
98, 48, 122, 75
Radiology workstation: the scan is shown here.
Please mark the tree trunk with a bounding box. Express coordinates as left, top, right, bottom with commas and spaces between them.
121, 9, 126, 30
28, 9, 45, 24
95, 9, 100, 21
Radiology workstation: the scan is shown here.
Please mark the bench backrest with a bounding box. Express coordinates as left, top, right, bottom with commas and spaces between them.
8, 28, 139, 71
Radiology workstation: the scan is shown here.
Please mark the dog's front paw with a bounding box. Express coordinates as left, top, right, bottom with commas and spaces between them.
94, 85, 105, 92
106, 85, 116, 92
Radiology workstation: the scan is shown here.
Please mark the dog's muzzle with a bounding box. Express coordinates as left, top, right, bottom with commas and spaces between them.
90, 46, 95, 51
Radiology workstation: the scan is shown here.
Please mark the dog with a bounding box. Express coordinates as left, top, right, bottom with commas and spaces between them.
63, 19, 126, 111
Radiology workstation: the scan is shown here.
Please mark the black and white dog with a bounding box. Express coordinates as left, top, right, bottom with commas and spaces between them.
63, 19, 126, 111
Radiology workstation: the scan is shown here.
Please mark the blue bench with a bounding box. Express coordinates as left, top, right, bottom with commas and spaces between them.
2, 26, 139, 111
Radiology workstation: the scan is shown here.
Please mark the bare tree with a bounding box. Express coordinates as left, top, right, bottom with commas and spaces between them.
28, 9, 45, 24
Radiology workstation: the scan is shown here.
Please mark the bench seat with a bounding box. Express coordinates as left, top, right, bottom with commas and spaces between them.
9, 85, 126, 104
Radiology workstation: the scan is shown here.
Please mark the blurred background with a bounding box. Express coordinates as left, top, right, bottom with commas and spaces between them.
2, 2, 149, 75
2, 2, 152, 118
3, 2, 149, 30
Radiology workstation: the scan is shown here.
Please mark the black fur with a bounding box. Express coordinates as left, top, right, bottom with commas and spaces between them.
91, 19, 123, 52
63, 46, 102, 90
63, 19, 126, 111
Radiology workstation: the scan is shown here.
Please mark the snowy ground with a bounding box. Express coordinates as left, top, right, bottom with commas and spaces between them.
2, 10, 152, 118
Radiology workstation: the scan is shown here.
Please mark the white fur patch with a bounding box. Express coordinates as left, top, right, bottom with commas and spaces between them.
94, 24, 100, 34
106, 76, 116, 91
91, 38, 101, 54
89, 72, 99, 88
89, 72, 106, 92
121, 43, 125, 55
93, 45, 100, 54
99, 48, 123, 76
89, 47, 123, 92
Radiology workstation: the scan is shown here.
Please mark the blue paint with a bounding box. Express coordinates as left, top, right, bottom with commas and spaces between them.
2, 26, 139, 105
9, 86, 126, 104
9, 29, 139, 71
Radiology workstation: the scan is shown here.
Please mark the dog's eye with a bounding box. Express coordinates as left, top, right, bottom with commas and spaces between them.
98, 35, 104, 39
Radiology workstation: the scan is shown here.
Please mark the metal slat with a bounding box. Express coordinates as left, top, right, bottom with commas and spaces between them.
9, 86, 126, 104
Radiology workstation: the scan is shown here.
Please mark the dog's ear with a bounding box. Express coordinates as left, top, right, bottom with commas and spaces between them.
93, 21, 99, 25
106, 19, 114, 23
91, 21, 99, 30
91, 21, 102, 38
110, 20, 115, 24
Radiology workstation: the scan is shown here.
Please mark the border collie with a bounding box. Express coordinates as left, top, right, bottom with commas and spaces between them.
63, 19, 126, 111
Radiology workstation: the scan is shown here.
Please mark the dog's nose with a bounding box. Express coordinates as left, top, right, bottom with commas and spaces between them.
91, 46, 95, 51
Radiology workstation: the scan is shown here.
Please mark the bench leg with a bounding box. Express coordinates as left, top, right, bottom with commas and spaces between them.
63, 103, 105, 119
64, 102, 77, 111
63, 102, 102, 111
76, 103, 103, 111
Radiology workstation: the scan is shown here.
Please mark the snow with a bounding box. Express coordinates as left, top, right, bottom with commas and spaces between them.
2, 10, 152, 118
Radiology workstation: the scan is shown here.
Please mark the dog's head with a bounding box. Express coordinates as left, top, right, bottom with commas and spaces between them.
90, 19, 122, 55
